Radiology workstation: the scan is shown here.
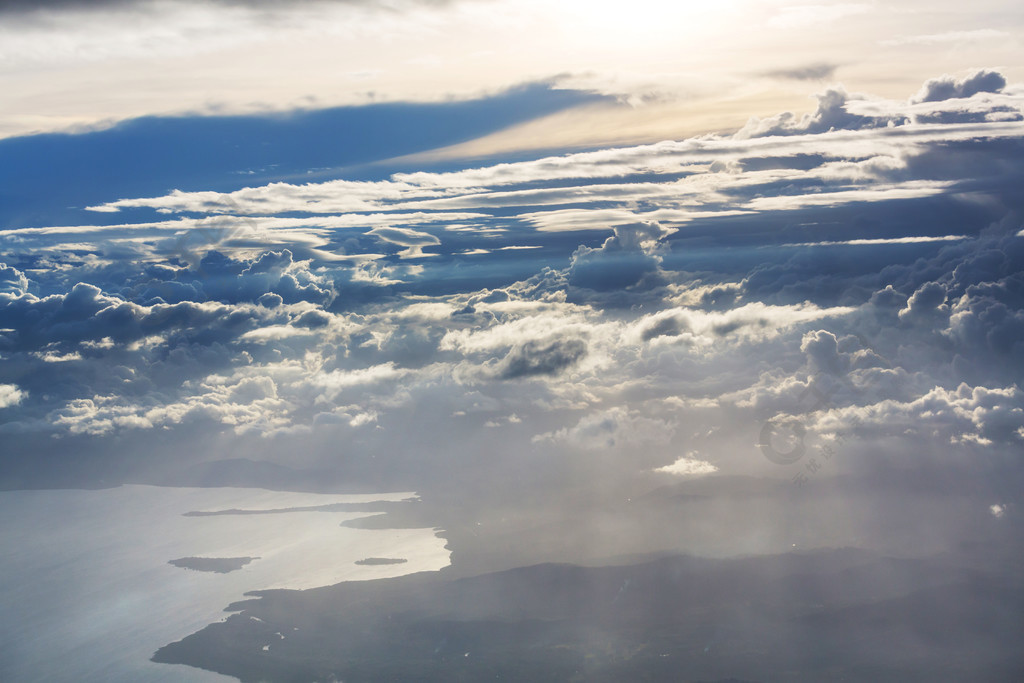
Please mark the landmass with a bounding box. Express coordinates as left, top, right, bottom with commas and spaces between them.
153, 546, 1024, 682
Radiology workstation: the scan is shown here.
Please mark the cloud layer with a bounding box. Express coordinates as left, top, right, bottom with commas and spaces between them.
0, 76, 1022, 567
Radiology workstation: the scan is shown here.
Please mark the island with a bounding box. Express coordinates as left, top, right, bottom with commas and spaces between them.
354, 558, 408, 566
168, 557, 259, 574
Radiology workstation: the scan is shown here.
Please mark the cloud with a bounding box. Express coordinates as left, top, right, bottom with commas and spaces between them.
0, 384, 25, 409
568, 221, 672, 291
366, 226, 441, 259
947, 285, 1024, 362
1, 71, 1023, 525
0, 277, 295, 372
913, 69, 1007, 104
532, 406, 674, 450
801, 329, 844, 375
654, 453, 718, 476
5, 68, 1024, 683
735, 86, 904, 138
0, 264, 29, 296
898, 281, 949, 324
495, 337, 587, 380
292, 309, 333, 329
761, 62, 838, 82
812, 383, 1024, 447
47, 371, 290, 437
310, 363, 410, 399
631, 302, 856, 348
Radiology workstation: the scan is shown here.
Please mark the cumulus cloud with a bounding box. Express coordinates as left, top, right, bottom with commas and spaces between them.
0, 283, 269, 352
913, 69, 1007, 104
0, 384, 25, 409
568, 221, 672, 291
801, 329, 844, 375
735, 86, 905, 139
812, 383, 1024, 446
898, 281, 949, 324
654, 453, 718, 476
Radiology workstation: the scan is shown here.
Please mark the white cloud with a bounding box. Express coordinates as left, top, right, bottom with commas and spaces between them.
811, 384, 1024, 446
310, 363, 410, 399
366, 226, 441, 259
532, 407, 675, 450
0, 384, 25, 409
780, 235, 968, 248
654, 453, 719, 477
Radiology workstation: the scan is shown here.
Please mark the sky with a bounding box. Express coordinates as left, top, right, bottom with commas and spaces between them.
1, 0, 1024, 676
2, 0, 1022, 145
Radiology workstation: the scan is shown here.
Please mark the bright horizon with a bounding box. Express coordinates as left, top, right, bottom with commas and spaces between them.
2, 0, 1022, 150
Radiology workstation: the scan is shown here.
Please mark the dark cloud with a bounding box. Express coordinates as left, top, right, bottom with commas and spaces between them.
867, 284, 907, 311
949, 282, 1024, 363
913, 69, 1007, 103
639, 314, 687, 341
0, 283, 268, 353
243, 249, 293, 275
898, 281, 949, 324
568, 222, 670, 292
141, 249, 334, 307
762, 62, 838, 81
292, 309, 332, 329
257, 292, 284, 308
495, 337, 587, 379
801, 329, 844, 375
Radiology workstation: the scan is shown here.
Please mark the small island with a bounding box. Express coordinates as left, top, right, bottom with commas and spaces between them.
354, 557, 408, 566
168, 557, 259, 574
